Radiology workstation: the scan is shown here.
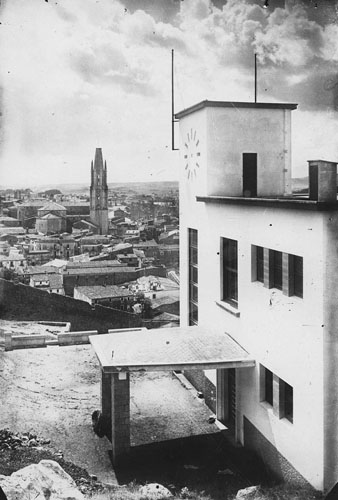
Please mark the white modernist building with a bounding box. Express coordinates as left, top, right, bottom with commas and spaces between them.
176, 100, 338, 491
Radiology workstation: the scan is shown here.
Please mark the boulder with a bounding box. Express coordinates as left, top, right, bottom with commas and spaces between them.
236, 485, 260, 499
0, 460, 84, 500
140, 483, 172, 499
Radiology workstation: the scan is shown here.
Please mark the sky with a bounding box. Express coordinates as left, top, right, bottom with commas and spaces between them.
0, 0, 338, 188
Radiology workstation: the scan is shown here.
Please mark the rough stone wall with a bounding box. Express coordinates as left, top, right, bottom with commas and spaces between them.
243, 416, 312, 487
183, 369, 216, 413
0, 278, 142, 332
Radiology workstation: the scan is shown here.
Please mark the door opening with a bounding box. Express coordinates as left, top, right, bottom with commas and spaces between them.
243, 153, 257, 197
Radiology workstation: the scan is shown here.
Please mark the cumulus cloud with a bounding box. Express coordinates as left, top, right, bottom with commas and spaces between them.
0, 0, 337, 185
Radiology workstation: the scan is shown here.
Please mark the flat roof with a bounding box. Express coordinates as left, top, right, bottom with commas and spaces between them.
90, 326, 255, 373
196, 195, 338, 211
175, 100, 298, 119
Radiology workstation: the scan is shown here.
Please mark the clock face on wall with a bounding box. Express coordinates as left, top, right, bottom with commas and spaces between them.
184, 128, 201, 180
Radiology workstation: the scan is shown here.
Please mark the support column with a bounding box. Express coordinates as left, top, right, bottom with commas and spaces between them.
101, 371, 112, 440
216, 369, 227, 423
111, 372, 130, 465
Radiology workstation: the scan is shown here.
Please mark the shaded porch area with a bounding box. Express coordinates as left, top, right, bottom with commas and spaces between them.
90, 326, 255, 465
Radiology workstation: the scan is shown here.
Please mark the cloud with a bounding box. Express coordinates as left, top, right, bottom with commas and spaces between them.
0, 0, 337, 186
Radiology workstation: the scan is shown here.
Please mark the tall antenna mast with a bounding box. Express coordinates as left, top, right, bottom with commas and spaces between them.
254, 53, 258, 103
171, 49, 179, 151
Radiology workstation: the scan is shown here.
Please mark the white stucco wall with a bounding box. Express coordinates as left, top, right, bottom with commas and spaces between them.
322, 212, 338, 490
180, 192, 326, 489
205, 106, 292, 197
178, 104, 328, 490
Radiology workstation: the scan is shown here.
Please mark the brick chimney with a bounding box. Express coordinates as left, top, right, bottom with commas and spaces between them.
308, 160, 337, 202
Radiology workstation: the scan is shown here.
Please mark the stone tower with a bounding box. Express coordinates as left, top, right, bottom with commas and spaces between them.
90, 148, 109, 235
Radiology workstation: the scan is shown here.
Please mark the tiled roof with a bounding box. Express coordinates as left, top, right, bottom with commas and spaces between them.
20, 200, 46, 207
134, 239, 158, 248
40, 213, 62, 220
63, 266, 135, 275
0, 253, 26, 262
76, 285, 134, 299
0, 227, 25, 234
31, 273, 63, 289
26, 266, 59, 275
66, 260, 121, 269
39, 202, 66, 212
43, 259, 68, 268
112, 243, 132, 251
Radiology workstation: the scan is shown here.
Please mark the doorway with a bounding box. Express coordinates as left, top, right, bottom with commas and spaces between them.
243, 153, 257, 197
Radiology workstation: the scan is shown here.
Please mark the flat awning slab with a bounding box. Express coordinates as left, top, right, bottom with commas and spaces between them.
90, 326, 255, 373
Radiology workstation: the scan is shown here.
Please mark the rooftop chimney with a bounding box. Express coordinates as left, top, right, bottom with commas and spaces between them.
308, 160, 337, 203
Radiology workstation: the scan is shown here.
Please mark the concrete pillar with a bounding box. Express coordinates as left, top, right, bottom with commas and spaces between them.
4, 332, 12, 351
111, 372, 130, 465
101, 371, 112, 428
216, 369, 227, 423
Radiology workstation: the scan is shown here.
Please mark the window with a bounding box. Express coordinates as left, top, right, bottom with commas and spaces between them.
253, 246, 303, 298
188, 228, 198, 326
279, 378, 293, 423
260, 365, 294, 424
222, 238, 238, 307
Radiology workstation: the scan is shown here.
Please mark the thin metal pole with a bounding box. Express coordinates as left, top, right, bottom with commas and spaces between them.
254, 53, 257, 103
171, 49, 179, 151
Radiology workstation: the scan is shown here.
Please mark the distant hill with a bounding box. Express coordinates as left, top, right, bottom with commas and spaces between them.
292, 176, 308, 192
108, 181, 178, 195
23, 181, 179, 195
292, 174, 338, 193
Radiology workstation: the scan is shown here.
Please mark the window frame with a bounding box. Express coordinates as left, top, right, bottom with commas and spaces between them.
253, 246, 303, 299
188, 228, 198, 326
221, 237, 238, 308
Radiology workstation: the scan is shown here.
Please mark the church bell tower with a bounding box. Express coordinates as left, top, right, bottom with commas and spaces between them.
90, 148, 109, 235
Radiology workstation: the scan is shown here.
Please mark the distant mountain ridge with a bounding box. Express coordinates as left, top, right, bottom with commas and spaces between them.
1, 180, 179, 194
292, 176, 308, 192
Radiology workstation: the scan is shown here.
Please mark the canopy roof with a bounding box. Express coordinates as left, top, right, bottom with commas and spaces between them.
90, 326, 255, 373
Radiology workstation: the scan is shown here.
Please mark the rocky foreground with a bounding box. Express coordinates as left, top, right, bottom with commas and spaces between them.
0, 429, 103, 496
